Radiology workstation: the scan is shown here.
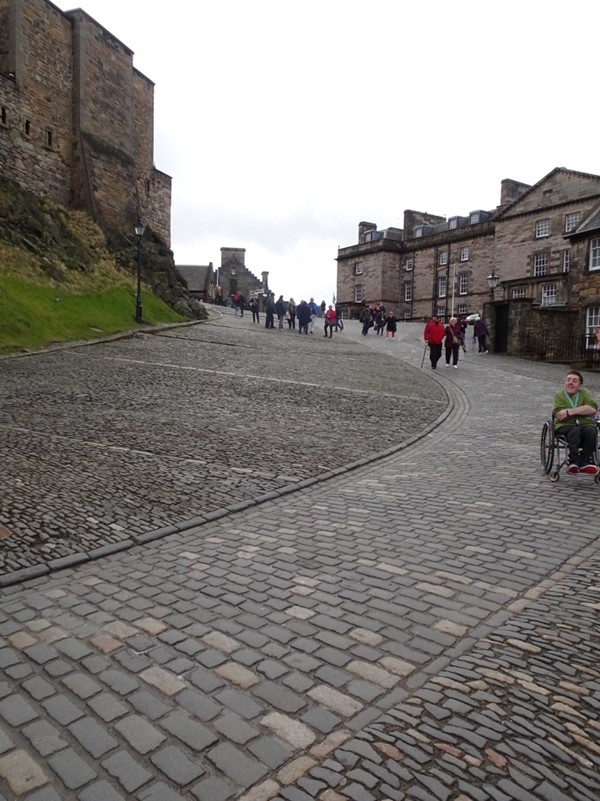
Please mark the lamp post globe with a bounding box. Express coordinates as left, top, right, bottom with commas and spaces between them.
134, 222, 145, 323
486, 267, 499, 301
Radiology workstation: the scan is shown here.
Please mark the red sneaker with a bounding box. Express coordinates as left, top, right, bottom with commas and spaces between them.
580, 464, 599, 476
567, 463, 579, 474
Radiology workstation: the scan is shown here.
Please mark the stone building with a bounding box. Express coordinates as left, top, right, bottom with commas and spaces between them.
337, 167, 600, 364
217, 247, 267, 301
0, 0, 170, 244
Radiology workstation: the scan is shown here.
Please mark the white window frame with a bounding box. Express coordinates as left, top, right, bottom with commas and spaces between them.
403, 281, 412, 302
439, 251, 448, 266
460, 247, 469, 262
403, 310, 412, 320
564, 212, 581, 233
512, 288, 527, 299
563, 250, 571, 273
586, 306, 600, 348
354, 285, 363, 303
354, 263, 363, 275
436, 305, 446, 319
470, 212, 480, 224
405, 258, 413, 271
458, 273, 468, 295
535, 219, 550, 238
438, 275, 447, 298
590, 237, 600, 272
533, 252, 549, 276
541, 283, 557, 306
449, 218, 458, 230
457, 304, 468, 315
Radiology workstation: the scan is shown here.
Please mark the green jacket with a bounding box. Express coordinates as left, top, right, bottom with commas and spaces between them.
552, 388, 598, 429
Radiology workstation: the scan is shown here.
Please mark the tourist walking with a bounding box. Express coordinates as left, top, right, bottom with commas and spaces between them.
265, 293, 275, 329
249, 295, 260, 324
444, 316, 462, 368
324, 305, 336, 338
423, 314, 445, 369
384, 312, 397, 340
474, 317, 489, 353
275, 295, 286, 330
297, 300, 311, 334
287, 298, 297, 329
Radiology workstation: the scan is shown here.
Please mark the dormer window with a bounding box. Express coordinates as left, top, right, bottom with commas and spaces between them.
449, 218, 458, 230
470, 212, 480, 224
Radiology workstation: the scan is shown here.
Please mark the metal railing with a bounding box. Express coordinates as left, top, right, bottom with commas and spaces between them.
523, 332, 600, 367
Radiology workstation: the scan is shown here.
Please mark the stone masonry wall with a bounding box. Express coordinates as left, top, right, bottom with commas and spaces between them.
0, 0, 72, 205
0, 0, 171, 247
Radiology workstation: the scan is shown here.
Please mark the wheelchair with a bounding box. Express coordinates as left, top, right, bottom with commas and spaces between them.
540, 415, 600, 483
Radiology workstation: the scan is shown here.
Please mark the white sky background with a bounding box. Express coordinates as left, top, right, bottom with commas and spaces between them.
56, 0, 600, 304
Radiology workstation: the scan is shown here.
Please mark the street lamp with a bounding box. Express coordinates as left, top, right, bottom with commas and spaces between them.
134, 221, 145, 323
486, 267, 499, 301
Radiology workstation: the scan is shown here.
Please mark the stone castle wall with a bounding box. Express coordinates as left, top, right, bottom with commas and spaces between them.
0, 0, 171, 245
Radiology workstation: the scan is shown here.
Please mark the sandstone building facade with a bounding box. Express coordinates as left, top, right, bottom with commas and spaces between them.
0, 0, 170, 244
337, 168, 600, 363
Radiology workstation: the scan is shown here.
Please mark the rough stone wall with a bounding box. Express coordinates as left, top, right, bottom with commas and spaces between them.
0, 0, 72, 205
0, 0, 171, 247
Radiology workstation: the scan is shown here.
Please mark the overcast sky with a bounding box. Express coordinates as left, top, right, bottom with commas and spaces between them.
56, 0, 600, 304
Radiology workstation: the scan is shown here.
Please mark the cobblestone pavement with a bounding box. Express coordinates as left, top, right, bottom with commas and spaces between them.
0, 314, 599, 800
0, 313, 446, 580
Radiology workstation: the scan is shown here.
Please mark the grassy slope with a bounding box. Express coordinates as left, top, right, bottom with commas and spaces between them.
0, 183, 187, 354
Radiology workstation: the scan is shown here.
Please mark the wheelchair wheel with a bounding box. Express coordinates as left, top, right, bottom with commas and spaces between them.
549, 469, 560, 482
540, 421, 554, 473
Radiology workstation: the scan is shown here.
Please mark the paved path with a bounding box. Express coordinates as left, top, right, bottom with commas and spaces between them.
0, 315, 599, 800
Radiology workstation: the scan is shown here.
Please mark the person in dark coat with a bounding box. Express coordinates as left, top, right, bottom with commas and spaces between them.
297, 300, 311, 334
474, 317, 489, 353
275, 295, 286, 330
444, 317, 462, 367
384, 312, 397, 340
264, 293, 275, 329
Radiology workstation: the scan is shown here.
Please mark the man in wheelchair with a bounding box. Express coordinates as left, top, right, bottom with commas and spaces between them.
553, 370, 599, 475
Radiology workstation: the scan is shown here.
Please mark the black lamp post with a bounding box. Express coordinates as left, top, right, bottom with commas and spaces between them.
134, 221, 145, 323
486, 267, 499, 301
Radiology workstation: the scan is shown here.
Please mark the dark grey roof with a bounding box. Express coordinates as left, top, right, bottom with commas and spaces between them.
176, 264, 212, 292
575, 203, 600, 236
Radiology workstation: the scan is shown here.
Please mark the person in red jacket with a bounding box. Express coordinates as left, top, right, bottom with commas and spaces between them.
324, 305, 337, 337
423, 315, 445, 369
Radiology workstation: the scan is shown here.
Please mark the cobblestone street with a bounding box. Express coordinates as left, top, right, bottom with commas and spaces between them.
0, 311, 599, 801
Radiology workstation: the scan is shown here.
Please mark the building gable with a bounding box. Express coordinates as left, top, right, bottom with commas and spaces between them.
496, 168, 600, 219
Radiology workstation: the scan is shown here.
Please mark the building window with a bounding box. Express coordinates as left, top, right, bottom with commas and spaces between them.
533, 252, 549, 276
438, 275, 447, 298
145, 179, 151, 196
449, 218, 458, 230
470, 212, 480, 224
354, 285, 363, 303
403, 310, 412, 320
512, 288, 527, 299
541, 284, 557, 306
24, 119, 32, 137
460, 247, 469, 262
436, 305, 446, 319
535, 219, 550, 238
403, 281, 412, 302
564, 212, 582, 233
414, 226, 424, 238
44, 128, 53, 149
405, 258, 413, 271
586, 306, 600, 347
563, 250, 571, 273
590, 238, 600, 272
458, 273, 468, 295
457, 304, 468, 315
439, 251, 448, 266
0, 106, 7, 127
354, 263, 363, 275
